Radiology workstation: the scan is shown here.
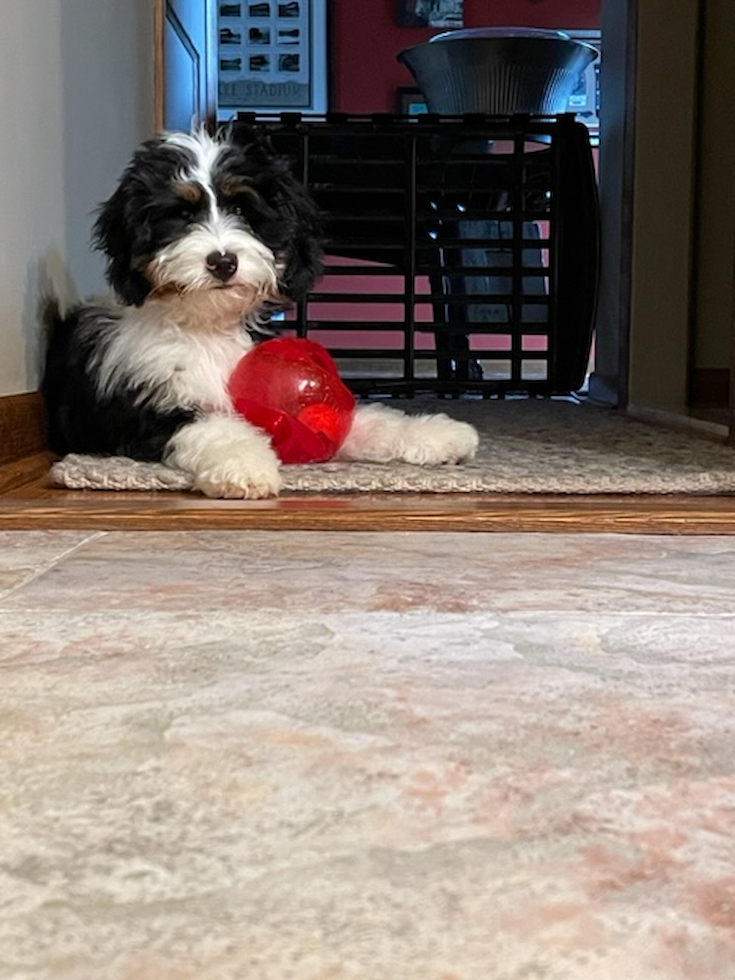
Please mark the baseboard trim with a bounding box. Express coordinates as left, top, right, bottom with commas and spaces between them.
0, 391, 48, 465
626, 402, 729, 441
690, 368, 730, 408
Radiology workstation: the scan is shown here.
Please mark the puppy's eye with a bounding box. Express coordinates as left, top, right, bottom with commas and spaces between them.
229, 203, 245, 217
179, 208, 194, 222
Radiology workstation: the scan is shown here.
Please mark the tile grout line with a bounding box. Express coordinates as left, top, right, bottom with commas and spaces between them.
0, 530, 108, 603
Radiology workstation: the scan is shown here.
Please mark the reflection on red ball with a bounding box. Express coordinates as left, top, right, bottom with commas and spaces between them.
228, 337, 356, 464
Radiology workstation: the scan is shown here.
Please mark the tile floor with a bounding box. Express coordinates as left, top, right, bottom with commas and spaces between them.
1, 530, 734, 979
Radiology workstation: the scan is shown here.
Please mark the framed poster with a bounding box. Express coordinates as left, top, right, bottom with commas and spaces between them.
398, 0, 463, 28
217, 0, 328, 116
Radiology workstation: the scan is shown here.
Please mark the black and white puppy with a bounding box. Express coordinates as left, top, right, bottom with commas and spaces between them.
43, 126, 478, 498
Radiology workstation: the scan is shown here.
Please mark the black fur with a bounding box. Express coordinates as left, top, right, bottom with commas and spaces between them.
42, 300, 195, 459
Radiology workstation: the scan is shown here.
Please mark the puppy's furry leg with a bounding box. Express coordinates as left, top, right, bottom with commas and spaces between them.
165, 414, 281, 499
337, 403, 479, 465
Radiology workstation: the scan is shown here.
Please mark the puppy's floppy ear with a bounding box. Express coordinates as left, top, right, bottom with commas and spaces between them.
227, 123, 324, 303
93, 180, 153, 307
273, 181, 324, 303
227, 121, 282, 168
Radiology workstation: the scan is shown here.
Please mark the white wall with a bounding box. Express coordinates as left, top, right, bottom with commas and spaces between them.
0, 0, 154, 396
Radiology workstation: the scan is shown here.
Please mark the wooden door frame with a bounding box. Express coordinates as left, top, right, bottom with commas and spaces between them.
154, 0, 164, 130
153, 0, 218, 132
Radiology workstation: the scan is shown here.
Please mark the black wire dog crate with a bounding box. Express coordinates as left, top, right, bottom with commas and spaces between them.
246, 112, 599, 397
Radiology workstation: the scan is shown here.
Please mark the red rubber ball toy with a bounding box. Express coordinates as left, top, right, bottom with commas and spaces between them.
228, 337, 356, 464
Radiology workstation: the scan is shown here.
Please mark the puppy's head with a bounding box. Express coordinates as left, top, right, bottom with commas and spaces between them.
93, 126, 323, 308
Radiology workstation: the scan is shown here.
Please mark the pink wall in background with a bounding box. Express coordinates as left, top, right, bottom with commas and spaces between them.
331, 0, 601, 113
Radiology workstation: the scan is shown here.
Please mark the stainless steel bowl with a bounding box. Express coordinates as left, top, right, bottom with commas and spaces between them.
398, 29, 597, 115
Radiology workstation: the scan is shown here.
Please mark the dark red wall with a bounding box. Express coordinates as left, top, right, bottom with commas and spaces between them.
463, 0, 600, 29
331, 0, 601, 113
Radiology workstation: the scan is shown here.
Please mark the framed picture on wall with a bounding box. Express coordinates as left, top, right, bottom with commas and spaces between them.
217, 0, 328, 117
398, 0, 464, 28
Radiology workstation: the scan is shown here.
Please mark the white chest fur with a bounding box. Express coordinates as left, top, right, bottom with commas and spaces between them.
91, 294, 256, 413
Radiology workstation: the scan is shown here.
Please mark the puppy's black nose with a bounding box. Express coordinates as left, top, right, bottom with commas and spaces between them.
206, 250, 238, 282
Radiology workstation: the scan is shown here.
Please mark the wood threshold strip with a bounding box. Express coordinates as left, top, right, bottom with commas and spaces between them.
2, 486, 735, 533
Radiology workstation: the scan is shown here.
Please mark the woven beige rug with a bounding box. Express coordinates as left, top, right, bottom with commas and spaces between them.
50, 398, 735, 495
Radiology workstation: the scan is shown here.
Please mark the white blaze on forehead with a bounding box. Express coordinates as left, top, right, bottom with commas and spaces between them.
165, 130, 225, 222
153, 131, 278, 295
165, 130, 224, 180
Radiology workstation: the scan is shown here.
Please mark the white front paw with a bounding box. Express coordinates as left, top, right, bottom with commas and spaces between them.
166, 414, 282, 499
194, 453, 282, 499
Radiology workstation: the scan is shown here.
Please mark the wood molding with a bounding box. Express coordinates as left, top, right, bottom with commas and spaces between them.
153, 0, 218, 134
0, 452, 53, 496
153, 0, 165, 131
0, 392, 47, 466
205, 0, 218, 132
